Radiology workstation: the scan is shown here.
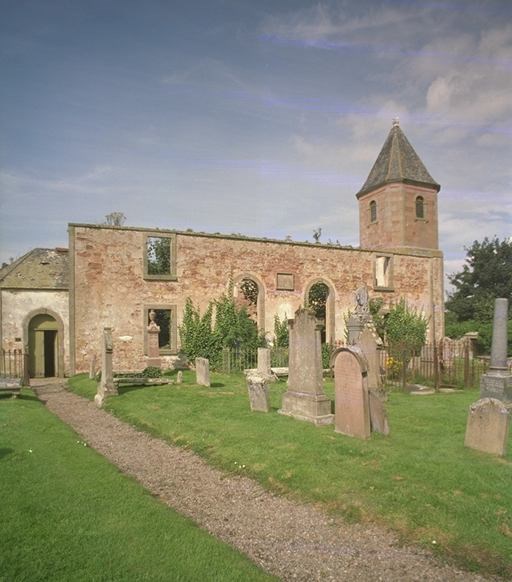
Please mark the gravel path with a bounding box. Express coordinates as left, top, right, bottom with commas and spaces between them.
33, 381, 495, 582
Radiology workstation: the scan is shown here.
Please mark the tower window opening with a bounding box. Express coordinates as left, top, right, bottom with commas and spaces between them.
370, 200, 377, 223
415, 196, 425, 219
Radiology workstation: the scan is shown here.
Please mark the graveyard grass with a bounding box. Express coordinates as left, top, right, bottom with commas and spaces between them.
0, 391, 273, 582
69, 372, 512, 578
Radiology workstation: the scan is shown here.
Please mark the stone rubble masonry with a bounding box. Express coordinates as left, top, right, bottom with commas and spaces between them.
69, 224, 444, 374
464, 398, 510, 457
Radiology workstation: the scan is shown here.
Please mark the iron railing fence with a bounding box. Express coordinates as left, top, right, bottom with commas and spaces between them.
0, 349, 25, 379
379, 342, 511, 389
217, 342, 511, 389
218, 347, 289, 373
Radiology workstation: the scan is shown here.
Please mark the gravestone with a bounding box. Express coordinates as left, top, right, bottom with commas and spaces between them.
246, 373, 270, 412
195, 357, 210, 387
464, 398, 510, 456
176, 370, 183, 384
279, 308, 333, 425
257, 347, 272, 379
94, 327, 117, 408
480, 299, 512, 403
358, 327, 389, 435
332, 347, 371, 439
89, 354, 97, 380
146, 309, 162, 368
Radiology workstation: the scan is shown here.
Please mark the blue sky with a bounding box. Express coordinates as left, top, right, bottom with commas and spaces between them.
1, 0, 511, 289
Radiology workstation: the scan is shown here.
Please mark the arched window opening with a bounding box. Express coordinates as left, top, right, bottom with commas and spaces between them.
307, 282, 329, 344
415, 196, 425, 219
236, 278, 259, 323
370, 200, 377, 223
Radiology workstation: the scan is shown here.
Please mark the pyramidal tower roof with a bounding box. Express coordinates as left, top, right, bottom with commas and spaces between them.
356, 119, 440, 198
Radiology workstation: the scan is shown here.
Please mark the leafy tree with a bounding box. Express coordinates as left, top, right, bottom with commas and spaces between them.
179, 294, 263, 368
147, 237, 171, 275
385, 299, 428, 390
273, 315, 289, 348
179, 299, 215, 360
104, 212, 126, 226
307, 282, 329, 319
446, 237, 512, 322
369, 297, 387, 342
239, 279, 258, 306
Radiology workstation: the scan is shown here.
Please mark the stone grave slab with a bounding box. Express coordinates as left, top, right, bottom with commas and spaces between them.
246, 373, 270, 412
195, 357, 210, 387
332, 347, 370, 439
465, 398, 510, 456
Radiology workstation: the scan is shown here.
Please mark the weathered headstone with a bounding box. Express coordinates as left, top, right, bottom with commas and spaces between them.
89, 354, 97, 380
195, 357, 210, 387
94, 328, 117, 408
464, 398, 510, 456
480, 298, 512, 403
358, 327, 389, 435
257, 347, 272, 378
279, 308, 333, 425
332, 347, 371, 439
246, 373, 270, 412
176, 370, 183, 384
146, 309, 162, 368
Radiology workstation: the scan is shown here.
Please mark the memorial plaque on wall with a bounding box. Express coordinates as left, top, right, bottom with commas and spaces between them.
276, 273, 294, 291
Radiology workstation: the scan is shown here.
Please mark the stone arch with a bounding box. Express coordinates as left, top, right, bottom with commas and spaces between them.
232, 273, 266, 333
304, 278, 336, 345
22, 308, 65, 378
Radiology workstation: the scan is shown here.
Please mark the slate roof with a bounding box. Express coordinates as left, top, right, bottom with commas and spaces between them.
0, 248, 69, 289
356, 121, 440, 198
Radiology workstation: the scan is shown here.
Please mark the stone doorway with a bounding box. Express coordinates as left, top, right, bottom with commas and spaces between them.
28, 314, 59, 378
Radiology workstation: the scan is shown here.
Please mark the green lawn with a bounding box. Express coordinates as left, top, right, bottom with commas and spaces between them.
69, 371, 512, 577
0, 390, 273, 582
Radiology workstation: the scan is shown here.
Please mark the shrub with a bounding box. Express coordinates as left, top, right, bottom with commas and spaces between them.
142, 366, 162, 378
273, 315, 289, 348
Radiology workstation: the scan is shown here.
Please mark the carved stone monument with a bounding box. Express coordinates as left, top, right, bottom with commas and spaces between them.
279, 308, 333, 425
246, 373, 270, 412
480, 298, 512, 403
176, 370, 183, 384
146, 309, 162, 368
346, 286, 372, 345
94, 327, 117, 408
257, 347, 272, 379
195, 357, 210, 387
332, 347, 371, 439
464, 398, 510, 456
358, 327, 389, 435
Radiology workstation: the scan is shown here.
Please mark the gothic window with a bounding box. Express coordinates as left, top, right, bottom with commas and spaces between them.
415, 196, 425, 219
370, 200, 377, 223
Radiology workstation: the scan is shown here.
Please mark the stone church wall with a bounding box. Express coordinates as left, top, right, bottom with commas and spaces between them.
70, 224, 444, 374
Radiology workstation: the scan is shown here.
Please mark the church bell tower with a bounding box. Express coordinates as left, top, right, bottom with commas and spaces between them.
357, 120, 440, 251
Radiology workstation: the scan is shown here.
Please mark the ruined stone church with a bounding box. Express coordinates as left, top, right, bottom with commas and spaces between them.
0, 121, 444, 377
